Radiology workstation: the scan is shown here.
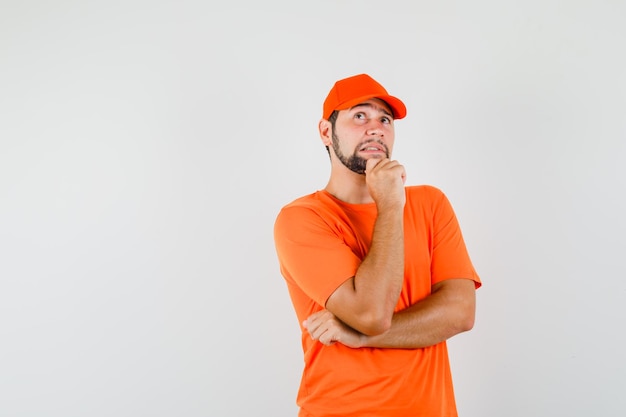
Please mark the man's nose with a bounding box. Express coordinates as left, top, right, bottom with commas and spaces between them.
366, 120, 384, 136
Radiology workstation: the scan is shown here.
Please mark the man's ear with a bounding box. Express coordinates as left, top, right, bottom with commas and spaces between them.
318, 119, 332, 147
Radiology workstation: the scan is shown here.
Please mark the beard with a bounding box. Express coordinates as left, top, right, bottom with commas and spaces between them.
332, 131, 389, 175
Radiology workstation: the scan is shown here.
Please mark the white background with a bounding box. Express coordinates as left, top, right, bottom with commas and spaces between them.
1, 1, 625, 416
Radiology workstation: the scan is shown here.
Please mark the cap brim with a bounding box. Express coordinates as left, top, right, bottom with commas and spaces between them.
335, 94, 407, 120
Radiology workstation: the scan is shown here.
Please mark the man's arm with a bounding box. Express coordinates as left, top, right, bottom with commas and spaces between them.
324, 158, 406, 336
304, 278, 477, 349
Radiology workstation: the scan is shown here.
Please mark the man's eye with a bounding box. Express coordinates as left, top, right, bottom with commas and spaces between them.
381, 117, 391, 124
354, 113, 366, 120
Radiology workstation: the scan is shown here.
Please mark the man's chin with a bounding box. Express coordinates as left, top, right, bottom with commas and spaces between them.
348, 164, 367, 175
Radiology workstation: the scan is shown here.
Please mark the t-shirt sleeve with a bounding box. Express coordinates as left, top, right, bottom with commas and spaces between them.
429, 188, 481, 288
274, 205, 362, 307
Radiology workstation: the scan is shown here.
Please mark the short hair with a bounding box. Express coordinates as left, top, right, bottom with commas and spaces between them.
325, 110, 338, 156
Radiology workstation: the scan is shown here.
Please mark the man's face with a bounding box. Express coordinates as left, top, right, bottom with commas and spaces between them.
330, 98, 395, 175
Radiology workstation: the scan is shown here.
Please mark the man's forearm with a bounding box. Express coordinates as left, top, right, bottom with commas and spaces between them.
324, 158, 408, 335
305, 279, 477, 349
325, 206, 405, 335
352, 208, 405, 324
361, 279, 477, 348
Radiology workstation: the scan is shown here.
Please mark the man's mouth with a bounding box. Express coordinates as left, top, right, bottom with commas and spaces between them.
359, 141, 387, 154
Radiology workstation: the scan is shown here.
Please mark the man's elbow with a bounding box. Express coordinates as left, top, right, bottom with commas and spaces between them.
455, 306, 476, 334
356, 312, 393, 336
459, 313, 475, 333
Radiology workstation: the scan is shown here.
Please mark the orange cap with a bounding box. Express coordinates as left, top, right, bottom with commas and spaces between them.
322, 73, 407, 120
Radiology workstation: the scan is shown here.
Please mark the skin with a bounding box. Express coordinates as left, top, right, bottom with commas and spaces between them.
308, 98, 476, 347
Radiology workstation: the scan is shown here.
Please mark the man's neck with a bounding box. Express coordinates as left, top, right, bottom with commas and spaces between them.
324, 171, 374, 205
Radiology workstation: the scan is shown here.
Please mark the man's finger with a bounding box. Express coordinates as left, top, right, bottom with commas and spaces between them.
365, 157, 386, 173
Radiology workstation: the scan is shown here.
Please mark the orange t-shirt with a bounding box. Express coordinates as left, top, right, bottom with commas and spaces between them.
274, 185, 481, 417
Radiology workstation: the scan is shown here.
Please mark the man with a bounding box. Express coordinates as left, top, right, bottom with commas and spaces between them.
274, 73, 481, 417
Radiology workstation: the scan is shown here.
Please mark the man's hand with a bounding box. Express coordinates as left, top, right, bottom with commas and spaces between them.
303, 310, 365, 348
364, 158, 406, 210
